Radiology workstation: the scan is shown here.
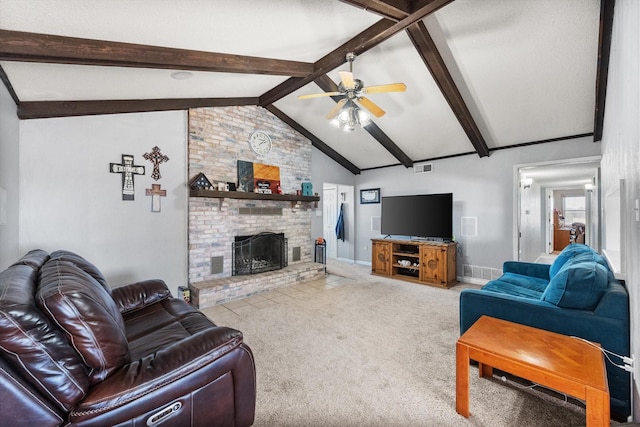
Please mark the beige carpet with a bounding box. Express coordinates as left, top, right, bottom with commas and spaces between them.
207, 259, 591, 426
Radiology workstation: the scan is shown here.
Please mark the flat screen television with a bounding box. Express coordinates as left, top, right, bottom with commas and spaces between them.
380, 193, 453, 240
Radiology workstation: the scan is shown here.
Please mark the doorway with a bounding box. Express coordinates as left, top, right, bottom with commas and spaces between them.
322, 183, 355, 261
515, 157, 600, 262
323, 184, 338, 259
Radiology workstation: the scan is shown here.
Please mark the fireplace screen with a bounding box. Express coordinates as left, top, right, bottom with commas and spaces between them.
232, 232, 288, 276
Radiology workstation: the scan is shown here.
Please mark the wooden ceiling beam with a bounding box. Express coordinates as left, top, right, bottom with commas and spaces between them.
314, 74, 414, 168
259, 20, 394, 106
0, 65, 20, 105
265, 104, 361, 175
260, 0, 454, 106
593, 0, 615, 142
0, 30, 313, 77
338, 0, 412, 21
406, 21, 490, 158
338, 0, 439, 21
17, 97, 259, 120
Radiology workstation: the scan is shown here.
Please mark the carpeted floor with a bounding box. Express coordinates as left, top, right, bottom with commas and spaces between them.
202, 259, 593, 426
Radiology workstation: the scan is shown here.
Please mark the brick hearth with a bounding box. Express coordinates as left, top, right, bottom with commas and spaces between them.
189, 262, 325, 309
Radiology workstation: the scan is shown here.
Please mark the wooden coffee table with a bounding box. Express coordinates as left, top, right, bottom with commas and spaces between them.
456, 316, 609, 426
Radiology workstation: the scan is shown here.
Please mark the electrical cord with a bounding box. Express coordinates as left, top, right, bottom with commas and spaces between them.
498, 374, 570, 402
570, 336, 634, 373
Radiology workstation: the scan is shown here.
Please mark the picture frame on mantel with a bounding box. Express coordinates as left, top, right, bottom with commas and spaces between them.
360, 188, 380, 204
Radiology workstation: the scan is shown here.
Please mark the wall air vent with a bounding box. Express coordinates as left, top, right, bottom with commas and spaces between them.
414, 163, 433, 174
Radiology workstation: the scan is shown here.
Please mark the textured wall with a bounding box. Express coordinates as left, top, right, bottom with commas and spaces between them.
0, 84, 20, 270
601, 0, 640, 419
188, 106, 315, 284
17, 111, 188, 292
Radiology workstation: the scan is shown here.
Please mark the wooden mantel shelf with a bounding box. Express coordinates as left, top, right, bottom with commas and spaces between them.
189, 188, 320, 207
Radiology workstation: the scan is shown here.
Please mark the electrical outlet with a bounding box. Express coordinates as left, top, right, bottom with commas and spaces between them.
364, 245, 368, 251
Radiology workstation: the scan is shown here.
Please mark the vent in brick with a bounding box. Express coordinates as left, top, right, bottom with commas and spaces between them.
210, 256, 224, 274
292, 247, 301, 262
238, 207, 283, 215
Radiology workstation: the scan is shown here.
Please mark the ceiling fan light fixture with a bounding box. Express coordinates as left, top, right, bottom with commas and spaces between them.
330, 101, 369, 132
357, 109, 371, 126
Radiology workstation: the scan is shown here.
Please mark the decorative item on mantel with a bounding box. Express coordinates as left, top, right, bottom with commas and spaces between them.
109, 154, 145, 201
237, 160, 280, 194
189, 172, 213, 190
143, 146, 169, 181
301, 182, 313, 196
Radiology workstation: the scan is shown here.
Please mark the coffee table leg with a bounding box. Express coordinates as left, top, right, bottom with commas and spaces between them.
585, 387, 610, 427
456, 342, 470, 417
478, 362, 493, 378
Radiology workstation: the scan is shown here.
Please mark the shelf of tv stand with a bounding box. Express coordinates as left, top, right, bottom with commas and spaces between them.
190, 188, 320, 208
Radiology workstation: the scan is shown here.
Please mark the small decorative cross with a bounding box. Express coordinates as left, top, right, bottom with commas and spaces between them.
110, 154, 145, 200
143, 146, 169, 181
145, 184, 167, 212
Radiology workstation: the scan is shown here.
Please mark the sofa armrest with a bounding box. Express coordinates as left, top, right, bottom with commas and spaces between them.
502, 261, 550, 280
111, 279, 172, 314
72, 326, 248, 418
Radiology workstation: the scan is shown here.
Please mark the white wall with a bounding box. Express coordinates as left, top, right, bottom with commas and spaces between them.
18, 111, 188, 294
353, 136, 601, 271
0, 84, 20, 269
601, 0, 640, 419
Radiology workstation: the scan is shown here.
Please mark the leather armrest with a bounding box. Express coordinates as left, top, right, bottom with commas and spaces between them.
74, 326, 243, 415
111, 279, 172, 314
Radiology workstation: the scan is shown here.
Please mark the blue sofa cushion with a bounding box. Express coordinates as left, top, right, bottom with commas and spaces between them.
549, 244, 595, 278
498, 272, 549, 292
482, 279, 545, 299
542, 261, 609, 309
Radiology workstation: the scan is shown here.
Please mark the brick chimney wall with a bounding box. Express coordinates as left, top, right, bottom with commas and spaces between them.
188, 106, 315, 285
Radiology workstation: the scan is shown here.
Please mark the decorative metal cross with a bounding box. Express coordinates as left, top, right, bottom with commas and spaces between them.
145, 183, 167, 212
110, 154, 145, 200
143, 146, 169, 181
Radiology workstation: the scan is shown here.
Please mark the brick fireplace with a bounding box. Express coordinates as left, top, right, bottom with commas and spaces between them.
187, 106, 324, 307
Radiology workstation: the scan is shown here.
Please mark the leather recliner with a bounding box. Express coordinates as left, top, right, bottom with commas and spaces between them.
0, 249, 256, 426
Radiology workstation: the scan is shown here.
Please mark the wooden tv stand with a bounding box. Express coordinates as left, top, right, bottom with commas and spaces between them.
371, 239, 457, 288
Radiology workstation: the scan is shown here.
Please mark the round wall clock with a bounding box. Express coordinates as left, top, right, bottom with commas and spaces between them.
249, 131, 272, 155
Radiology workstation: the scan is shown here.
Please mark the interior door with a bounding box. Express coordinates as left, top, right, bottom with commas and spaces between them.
323, 184, 338, 259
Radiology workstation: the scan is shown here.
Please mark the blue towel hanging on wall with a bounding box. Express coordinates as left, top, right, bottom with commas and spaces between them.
335, 203, 345, 241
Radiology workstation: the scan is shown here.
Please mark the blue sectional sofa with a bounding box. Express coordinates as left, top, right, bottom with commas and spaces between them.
459, 244, 630, 421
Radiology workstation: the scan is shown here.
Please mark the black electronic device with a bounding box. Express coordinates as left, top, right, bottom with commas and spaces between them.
380, 193, 453, 240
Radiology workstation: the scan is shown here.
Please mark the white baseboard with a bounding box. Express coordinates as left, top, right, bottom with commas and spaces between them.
457, 276, 489, 286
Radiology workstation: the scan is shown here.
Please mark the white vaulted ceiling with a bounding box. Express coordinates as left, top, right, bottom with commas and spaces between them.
0, 0, 607, 174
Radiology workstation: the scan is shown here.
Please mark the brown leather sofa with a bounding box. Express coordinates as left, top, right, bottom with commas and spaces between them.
0, 249, 256, 426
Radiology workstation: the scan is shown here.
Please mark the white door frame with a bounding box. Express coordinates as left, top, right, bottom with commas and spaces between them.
513, 155, 601, 261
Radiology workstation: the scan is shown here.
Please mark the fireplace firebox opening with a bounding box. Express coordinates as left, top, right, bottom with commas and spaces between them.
232, 232, 288, 276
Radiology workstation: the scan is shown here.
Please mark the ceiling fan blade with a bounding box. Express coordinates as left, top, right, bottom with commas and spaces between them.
326, 99, 348, 120
357, 97, 385, 118
339, 71, 355, 89
361, 83, 407, 94
298, 92, 342, 99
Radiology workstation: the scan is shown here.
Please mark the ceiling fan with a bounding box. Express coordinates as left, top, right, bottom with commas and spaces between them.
298, 52, 406, 126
